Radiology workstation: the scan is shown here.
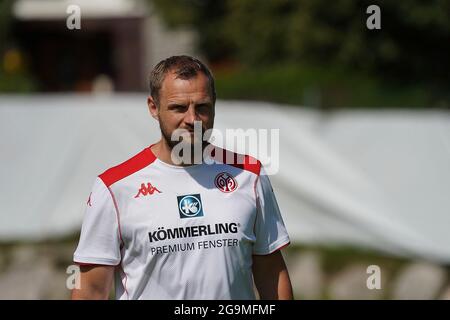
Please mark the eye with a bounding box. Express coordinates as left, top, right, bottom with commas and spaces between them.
196, 103, 211, 114
168, 104, 188, 112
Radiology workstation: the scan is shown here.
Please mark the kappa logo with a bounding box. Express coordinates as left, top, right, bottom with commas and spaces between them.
134, 182, 161, 198
177, 194, 204, 218
214, 172, 238, 193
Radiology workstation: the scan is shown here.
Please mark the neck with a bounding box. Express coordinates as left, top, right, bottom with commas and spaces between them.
151, 139, 209, 167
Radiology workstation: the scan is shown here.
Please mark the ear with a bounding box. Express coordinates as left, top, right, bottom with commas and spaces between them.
147, 96, 159, 121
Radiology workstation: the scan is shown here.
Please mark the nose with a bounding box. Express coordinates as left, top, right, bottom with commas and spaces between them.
183, 104, 199, 126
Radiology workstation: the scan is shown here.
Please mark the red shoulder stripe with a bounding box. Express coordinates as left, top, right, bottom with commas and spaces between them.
99, 147, 156, 187
212, 146, 261, 176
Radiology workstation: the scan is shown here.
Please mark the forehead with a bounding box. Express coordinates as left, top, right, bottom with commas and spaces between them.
159, 71, 212, 103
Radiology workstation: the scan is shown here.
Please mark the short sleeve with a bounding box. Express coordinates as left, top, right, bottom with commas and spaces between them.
253, 167, 290, 255
73, 177, 122, 265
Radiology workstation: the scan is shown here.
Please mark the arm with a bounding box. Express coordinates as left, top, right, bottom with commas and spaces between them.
252, 250, 293, 300
71, 265, 115, 300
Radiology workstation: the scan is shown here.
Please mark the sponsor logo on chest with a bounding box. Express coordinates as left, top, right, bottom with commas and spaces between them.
177, 194, 204, 218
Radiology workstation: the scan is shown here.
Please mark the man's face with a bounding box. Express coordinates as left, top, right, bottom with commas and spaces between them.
148, 71, 215, 148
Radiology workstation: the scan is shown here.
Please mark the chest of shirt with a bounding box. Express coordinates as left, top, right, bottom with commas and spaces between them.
110, 165, 258, 246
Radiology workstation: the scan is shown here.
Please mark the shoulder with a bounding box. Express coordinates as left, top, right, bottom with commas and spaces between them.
211, 146, 262, 176
98, 147, 157, 187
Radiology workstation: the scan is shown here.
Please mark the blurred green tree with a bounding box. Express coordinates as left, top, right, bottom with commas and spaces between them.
0, 0, 14, 55
0, 0, 36, 92
151, 0, 450, 89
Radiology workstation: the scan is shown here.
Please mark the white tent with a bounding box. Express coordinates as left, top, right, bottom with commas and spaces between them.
1, 94, 449, 263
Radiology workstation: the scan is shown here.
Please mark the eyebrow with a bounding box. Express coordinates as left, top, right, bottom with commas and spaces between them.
167, 100, 212, 106
195, 101, 212, 106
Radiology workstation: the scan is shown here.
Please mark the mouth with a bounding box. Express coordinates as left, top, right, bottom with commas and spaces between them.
176, 126, 206, 141
182, 128, 203, 134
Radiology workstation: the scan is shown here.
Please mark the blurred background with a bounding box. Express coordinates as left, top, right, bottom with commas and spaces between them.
0, 0, 449, 299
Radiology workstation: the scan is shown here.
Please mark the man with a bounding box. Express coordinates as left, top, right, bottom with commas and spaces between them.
72, 55, 293, 300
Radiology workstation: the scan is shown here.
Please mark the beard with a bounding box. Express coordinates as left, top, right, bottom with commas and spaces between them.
159, 121, 211, 163
160, 121, 180, 150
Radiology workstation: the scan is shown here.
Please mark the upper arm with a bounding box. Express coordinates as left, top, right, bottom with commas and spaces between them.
73, 177, 122, 266
71, 265, 115, 300
72, 177, 122, 299
252, 250, 288, 280
252, 250, 293, 300
253, 169, 290, 255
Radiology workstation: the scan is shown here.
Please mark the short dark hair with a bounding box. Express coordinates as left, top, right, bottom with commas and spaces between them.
149, 55, 216, 106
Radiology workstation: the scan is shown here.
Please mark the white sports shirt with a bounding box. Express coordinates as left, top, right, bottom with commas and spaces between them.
73, 145, 290, 300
